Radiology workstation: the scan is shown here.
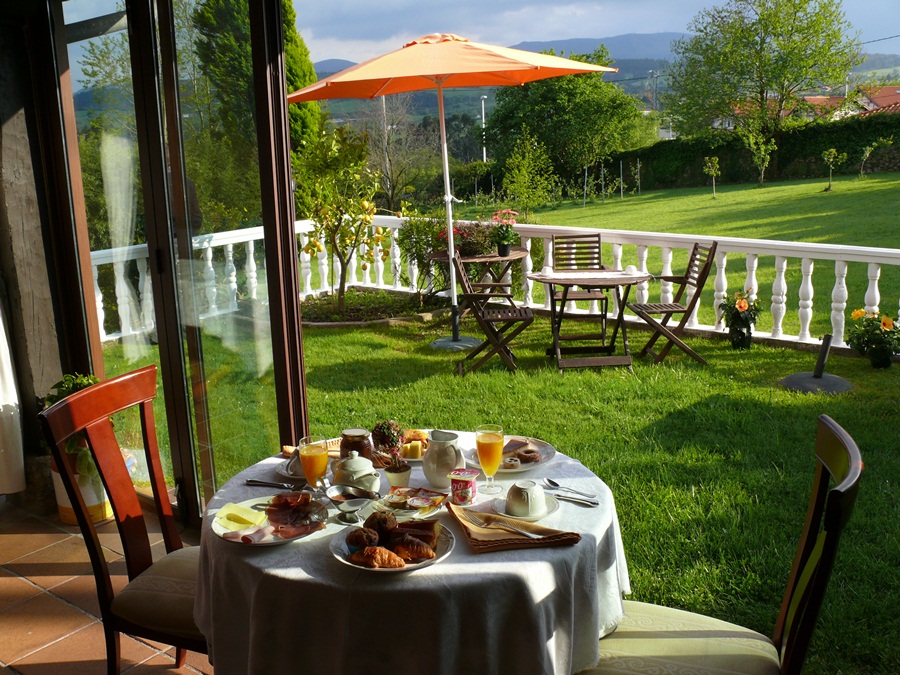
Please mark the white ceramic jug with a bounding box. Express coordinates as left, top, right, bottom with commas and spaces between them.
423, 430, 465, 488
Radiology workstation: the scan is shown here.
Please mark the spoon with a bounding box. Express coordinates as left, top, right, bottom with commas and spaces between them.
543, 478, 596, 499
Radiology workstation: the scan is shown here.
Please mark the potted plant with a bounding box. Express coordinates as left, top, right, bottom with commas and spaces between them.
384, 450, 411, 487
719, 290, 762, 350
847, 308, 899, 368
42, 373, 113, 524
491, 209, 519, 257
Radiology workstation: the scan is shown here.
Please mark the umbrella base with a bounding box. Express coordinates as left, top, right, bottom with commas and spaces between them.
429, 336, 482, 352
779, 372, 852, 395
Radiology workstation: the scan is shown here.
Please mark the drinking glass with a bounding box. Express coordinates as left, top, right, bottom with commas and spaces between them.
299, 436, 328, 493
475, 424, 504, 495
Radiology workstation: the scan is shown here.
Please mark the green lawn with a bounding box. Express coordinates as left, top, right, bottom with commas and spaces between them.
104, 173, 900, 673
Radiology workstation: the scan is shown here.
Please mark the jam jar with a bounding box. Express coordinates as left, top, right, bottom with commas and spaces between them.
340, 428, 375, 460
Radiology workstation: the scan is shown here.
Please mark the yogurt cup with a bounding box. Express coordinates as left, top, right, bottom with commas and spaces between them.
448, 468, 480, 505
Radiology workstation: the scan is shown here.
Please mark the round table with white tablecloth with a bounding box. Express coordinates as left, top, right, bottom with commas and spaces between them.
194, 434, 630, 675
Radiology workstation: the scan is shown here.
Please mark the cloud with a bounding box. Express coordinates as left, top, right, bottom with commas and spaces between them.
294, 0, 896, 63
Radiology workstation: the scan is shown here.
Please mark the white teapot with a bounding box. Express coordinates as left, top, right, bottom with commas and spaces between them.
330, 451, 381, 493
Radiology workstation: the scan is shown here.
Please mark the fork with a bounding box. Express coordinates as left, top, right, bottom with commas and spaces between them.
462, 509, 543, 539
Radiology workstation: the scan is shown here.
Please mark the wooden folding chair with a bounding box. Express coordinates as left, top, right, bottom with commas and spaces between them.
453, 249, 534, 375
550, 233, 609, 344
39, 365, 207, 674
626, 241, 717, 364
591, 414, 863, 674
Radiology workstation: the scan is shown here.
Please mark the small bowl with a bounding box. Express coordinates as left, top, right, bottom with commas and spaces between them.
326, 484, 381, 524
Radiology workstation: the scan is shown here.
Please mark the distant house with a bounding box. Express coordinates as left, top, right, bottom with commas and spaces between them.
857, 100, 900, 118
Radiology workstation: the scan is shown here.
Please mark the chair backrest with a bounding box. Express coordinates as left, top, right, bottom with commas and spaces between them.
39, 365, 182, 596
453, 249, 477, 296
552, 233, 604, 271
669, 241, 717, 308
774, 414, 863, 673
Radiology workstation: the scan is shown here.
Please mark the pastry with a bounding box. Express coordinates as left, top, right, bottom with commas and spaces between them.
345, 527, 379, 552
348, 546, 406, 569
502, 456, 521, 470
503, 438, 528, 456
390, 533, 436, 561
394, 519, 441, 549
363, 511, 398, 544
404, 429, 429, 445
517, 449, 542, 464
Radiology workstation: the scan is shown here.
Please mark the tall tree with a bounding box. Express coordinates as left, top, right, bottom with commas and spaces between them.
665, 0, 863, 139
486, 47, 648, 184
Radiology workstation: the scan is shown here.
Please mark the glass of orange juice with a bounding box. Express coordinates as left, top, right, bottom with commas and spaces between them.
299, 436, 328, 493
475, 424, 504, 495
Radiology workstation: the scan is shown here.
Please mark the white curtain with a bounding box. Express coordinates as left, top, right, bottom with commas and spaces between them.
0, 296, 25, 495
102, 133, 148, 362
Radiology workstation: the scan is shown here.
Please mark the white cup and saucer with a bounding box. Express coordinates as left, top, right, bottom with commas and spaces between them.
492, 479, 559, 522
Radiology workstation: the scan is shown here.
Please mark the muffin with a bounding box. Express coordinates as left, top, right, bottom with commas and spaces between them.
345, 527, 379, 553
363, 511, 398, 544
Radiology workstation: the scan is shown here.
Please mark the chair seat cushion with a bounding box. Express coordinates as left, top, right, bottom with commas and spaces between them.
110, 546, 204, 642
591, 600, 780, 674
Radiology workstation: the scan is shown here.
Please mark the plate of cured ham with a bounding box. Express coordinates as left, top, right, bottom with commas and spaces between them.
463, 436, 556, 474
212, 491, 328, 545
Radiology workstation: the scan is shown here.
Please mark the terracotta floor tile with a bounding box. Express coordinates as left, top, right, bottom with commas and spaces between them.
182, 649, 214, 674
11, 622, 160, 674
0, 592, 95, 664
0, 567, 42, 612
48, 557, 127, 618
0, 518, 71, 564
3, 536, 103, 590
123, 651, 211, 674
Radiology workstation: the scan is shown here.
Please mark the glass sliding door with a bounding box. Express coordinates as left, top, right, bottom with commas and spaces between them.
60, 0, 291, 519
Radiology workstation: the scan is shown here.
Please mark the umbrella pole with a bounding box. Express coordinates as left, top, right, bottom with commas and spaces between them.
437, 81, 460, 342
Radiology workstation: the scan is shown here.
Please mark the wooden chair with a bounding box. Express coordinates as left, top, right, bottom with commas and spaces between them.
589, 414, 863, 674
453, 249, 534, 375
39, 365, 207, 674
550, 233, 609, 344
626, 241, 717, 364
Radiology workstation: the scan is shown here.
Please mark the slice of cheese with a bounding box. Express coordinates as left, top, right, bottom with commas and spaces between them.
215, 503, 267, 531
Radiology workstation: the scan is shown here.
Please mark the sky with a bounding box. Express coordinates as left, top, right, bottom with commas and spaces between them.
61, 0, 899, 89
294, 0, 899, 64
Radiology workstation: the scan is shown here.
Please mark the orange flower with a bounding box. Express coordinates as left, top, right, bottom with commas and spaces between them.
735, 298, 749, 312
851, 308, 866, 321
881, 316, 894, 331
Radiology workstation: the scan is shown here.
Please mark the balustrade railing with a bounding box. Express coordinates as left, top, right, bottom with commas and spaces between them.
90, 216, 899, 351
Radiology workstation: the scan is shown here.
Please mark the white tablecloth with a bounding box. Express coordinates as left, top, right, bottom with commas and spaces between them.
194, 436, 630, 675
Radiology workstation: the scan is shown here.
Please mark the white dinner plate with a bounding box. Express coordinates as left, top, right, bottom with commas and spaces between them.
491, 494, 560, 522
212, 495, 328, 546
330, 525, 455, 573
464, 436, 556, 474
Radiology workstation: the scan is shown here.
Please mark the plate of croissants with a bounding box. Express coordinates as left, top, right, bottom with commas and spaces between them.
330, 510, 455, 572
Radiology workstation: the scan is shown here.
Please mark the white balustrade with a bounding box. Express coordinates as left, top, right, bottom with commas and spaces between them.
88, 216, 900, 354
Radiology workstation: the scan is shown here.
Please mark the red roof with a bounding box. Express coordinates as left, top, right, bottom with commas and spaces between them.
857, 100, 900, 118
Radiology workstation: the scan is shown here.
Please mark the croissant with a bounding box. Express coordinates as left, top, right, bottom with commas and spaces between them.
390, 533, 436, 561
349, 546, 406, 569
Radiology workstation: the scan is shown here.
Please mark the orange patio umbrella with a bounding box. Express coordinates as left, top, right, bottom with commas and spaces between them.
288, 33, 616, 342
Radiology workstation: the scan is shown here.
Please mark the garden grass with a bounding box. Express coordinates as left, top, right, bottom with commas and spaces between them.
102, 173, 900, 673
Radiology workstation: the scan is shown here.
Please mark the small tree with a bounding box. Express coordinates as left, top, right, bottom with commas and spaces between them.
298, 118, 388, 316
736, 124, 777, 187
821, 148, 847, 192
860, 136, 894, 179
703, 156, 721, 199
502, 127, 558, 220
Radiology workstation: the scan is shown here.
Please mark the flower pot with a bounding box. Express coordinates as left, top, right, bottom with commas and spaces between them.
867, 347, 893, 369
384, 467, 411, 488
497, 243, 512, 257
49, 454, 113, 525
729, 327, 753, 350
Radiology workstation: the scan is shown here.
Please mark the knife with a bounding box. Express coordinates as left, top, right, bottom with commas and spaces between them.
548, 492, 599, 507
